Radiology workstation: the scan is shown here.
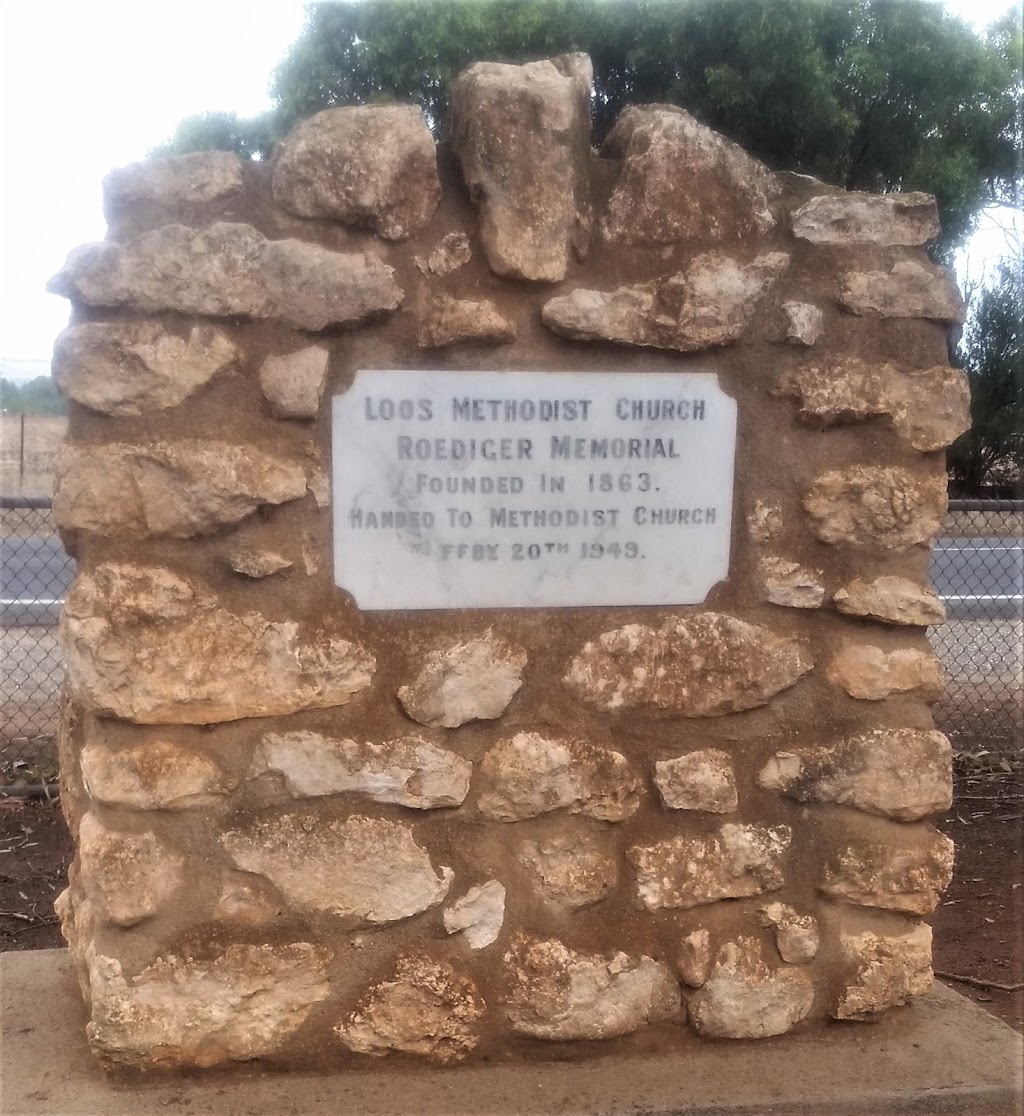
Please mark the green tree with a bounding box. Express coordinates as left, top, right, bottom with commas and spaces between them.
948, 259, 1024, 495
0, 377, 68, 417
157, 0, 1021, 257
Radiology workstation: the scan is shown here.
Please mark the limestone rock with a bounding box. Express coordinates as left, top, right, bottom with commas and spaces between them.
104, 150, 244, 209
417, 295, 517, 348
77, 813, 184, 926
839, 258, 965, 323
272, 105, 439, 239
833, 576, 946, 627
259, 345, 329, 419
451, 54, 592, 281
504, 936, 680, 1040
542, 252, 789, 352
53, 441, 307, 538
249, 730, 471, 809
215, 873, 284, 925
47, 222, 404, 331
336, 957, 485, 1063
443, 881, 506, 948
628, 824, 791, 911
803, 467, 946, 549
792, 191, 939, 245
603, 105, 777, 244
777, 360, 971, 452
757, 904, 819, 964
758, 729, 952, 822
748, 500, 784, 543
62, 563, 374, 724
398, 634, 526, 728
832, 923, 933, 1020
85, 943, 330, 1068
783, 301, 824, 346
564, 613, 812, 716
760, 557, 826, 609
80, 739, 234, 810
516, 827, 618, 910
827, 642, 944, 701
225, 545, 293, 578
678, 929, 713, 988
222, 813, 451, 924
820, 828, 954, 915
478, 732, 640, 823
654, 749, 738, 813
688, 939, 814, 1039
416, 231, 472, 276
51, 321, 239, 416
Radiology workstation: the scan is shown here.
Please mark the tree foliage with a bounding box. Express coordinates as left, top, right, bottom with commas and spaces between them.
0, 377, 68, 417
158, 0, 1021, 257
948, 260, 1024, 495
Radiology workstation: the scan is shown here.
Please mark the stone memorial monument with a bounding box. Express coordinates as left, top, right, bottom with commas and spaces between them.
48, 53, 970, 1070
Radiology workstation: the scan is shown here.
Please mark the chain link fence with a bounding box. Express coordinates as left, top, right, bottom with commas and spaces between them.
0, 497, 1020, 792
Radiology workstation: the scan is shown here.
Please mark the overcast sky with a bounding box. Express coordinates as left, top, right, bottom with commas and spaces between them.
0, 0, 1017, 370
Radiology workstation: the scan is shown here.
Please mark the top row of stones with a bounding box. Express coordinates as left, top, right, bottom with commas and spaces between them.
106, 53, 940, 286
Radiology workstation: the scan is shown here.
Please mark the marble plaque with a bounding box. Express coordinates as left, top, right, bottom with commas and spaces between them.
332, 370, 737, 610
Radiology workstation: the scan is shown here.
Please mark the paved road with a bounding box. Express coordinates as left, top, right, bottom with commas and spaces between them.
1, 535, 1021, 625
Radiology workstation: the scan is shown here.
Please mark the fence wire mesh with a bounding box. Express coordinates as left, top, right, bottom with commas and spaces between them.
0, 498, 1020, 791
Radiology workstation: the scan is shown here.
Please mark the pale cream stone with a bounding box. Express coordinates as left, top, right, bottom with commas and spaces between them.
214, 873, 284, 924
47, 222, 404, 332
104, 150, 244, 208
542, 252, 789, 352
62, 563, 374, 724
833, 576, 946, 627
628, 824, 791, 911
53, 441, 307, 539
747, 500, 784, 543
249, 730, 471, 809
77, 813, 184, 927
688, 938, 814, 1039
259, 345, 329, 420
398, 634, 527, 728
417, 295, 517, 348
85, 943, 330, 1068
758, 729, 952, 822
452, 54, 592, 281
832, 923, 933, 1020
564, 613, 812, 716
654, 749, 738, 813
602, 105, 777, 243
272, 104, 439, 239
225, 545, 293, 578
783, 301, 824, 346
443, 881, 506, 949
827, 642, 945, 701
760, 557, 826, 609
504, 935, 680, 1040
221, 814, 452, 924
777, 360, 970, 452
820, 828, 954, 915
478, 732, 640, 823
51, 321, 239, 416
336, 957, 485, 1063
80, 739, 234, 810
803, 466, 946, 549
757, 903, 820, 963
839, 258, 965, 323
792, 191, 939, 245
416, 231, 472, 276
516, 828, 618, 910
678, 929, 713, 988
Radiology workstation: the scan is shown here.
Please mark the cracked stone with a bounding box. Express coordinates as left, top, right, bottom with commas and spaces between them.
839, 258, 965, 323
444, 881, 506, 949
654, 749, 738, 813
259, 345, 329, 419
104, 150, 244, 209
760, 557, 826, 609
225, 545, 293, 578
783, 301, 824, 346
678, 929, 713, 988
832, 922, 933, 1020
833, 576, 946, 627
417, 295, 517, 348
792, 191, 939, 245
516, 826, 619, 910
757, 904, 819, 963
826, 641, 944, 701
80, 739, 234, 810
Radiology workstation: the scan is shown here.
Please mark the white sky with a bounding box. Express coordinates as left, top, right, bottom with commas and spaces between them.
0, 0, 1017, 368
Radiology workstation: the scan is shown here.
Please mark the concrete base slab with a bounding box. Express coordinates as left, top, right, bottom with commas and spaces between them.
1, 950, 1020, 1116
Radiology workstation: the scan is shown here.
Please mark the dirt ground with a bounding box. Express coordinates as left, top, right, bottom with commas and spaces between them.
2, 751, 1020, 1035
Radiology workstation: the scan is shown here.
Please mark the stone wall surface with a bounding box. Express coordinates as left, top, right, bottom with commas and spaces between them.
49, 52, 963, 1071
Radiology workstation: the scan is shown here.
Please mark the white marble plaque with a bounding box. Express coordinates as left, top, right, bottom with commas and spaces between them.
332, 370, 737, 610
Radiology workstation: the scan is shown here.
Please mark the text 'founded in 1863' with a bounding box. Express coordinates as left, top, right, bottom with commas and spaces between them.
332, 369, 737, 609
